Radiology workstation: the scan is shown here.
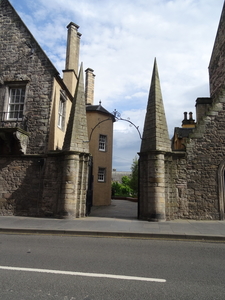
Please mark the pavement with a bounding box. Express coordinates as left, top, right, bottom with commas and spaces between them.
1, 199, 225, 242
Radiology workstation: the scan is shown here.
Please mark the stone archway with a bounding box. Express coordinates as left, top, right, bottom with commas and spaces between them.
218, 161, 225, 220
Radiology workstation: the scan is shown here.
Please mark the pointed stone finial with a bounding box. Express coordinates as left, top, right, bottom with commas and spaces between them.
63, 63, 89, 153
140, 58, 171, 153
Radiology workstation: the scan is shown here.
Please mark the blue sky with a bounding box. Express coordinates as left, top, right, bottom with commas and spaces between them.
10, 0, 224, 171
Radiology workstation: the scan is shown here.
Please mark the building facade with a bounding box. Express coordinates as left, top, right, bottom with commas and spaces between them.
0, 0, 113, 217
139, 2, 225, 221
86, 103, 115, 206
85, 68, 115, 206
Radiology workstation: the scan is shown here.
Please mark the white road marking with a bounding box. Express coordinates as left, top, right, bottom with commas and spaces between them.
0, 266, 166, 283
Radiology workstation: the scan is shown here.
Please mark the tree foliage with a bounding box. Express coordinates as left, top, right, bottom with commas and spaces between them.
111, 176, 133, 196
111, 157, 138, 197
129, 156, 138, 196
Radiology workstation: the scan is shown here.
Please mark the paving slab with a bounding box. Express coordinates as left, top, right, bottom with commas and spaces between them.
0, 200, 225, 241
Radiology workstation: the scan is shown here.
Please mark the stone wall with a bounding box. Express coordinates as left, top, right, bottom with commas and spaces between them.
184, 92, 225, 220
0, 155, 43, 216
164, 91, 225, 221
41, 153, 64, 217
209, 2, 225, 98
0, 153, 64, 217
165, 152, 188, 220
165, 93, 225, 221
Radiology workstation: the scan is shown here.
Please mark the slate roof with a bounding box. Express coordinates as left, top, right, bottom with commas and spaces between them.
174, 127, 194, 138
86, 104, 115, 121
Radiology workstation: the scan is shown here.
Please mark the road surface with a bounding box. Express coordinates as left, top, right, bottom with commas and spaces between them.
0, 234, 225, 299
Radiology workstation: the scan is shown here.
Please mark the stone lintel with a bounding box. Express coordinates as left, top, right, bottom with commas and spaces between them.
167, 151, 186, 160
0, 127, 29, 136
138, 150, 170, 156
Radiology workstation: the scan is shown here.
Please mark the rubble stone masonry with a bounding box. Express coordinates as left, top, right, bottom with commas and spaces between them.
0, 0, 58, 154
184, 93, 225, 219
0, 153, 65, 217
209, 3, 225, 98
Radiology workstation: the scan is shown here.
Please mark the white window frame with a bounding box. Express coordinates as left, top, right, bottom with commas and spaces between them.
99, 134, 107, 151
98, 167, 106, 182
7, 86, 26, 120
58, 92, 67, 131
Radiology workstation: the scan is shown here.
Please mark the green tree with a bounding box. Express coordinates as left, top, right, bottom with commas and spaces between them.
111, 176, 133, 197
111, 158, 138, 197
121, 176, 132, 195
121, 175, 131, 186
130, 156, 138, 196
111, 181, 121, 196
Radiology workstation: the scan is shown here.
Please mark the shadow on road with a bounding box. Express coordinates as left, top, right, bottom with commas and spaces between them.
89, 199, 138, 220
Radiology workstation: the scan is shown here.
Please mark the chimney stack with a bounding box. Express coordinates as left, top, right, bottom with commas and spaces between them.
195, 97, 212, 122
63, 22, 81, 96
85, 68, 95, 105
182, 111, 196, 128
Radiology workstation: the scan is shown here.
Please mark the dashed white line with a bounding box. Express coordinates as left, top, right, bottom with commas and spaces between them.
0, 266, 166, 283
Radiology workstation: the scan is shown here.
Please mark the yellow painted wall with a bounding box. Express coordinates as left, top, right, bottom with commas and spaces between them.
47, 78, 114, 207
86, 110, 114, 206
48, 78, 72, 150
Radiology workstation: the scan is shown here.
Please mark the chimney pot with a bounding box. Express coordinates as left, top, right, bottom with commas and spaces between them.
63, 22, 81, 95
67, 22, 79, 30
85, 68, 95, 105
65, 22, 81, 74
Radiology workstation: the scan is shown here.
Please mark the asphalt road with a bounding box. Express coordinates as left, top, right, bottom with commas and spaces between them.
0, 234, 225, 299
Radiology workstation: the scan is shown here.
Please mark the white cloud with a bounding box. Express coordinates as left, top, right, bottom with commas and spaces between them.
10, 0, 224, 170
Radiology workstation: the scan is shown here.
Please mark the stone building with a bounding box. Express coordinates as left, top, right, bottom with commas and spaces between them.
139, 2, 225, 221
0, 0, 114, 217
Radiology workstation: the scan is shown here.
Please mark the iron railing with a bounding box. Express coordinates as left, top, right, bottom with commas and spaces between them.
0, 111, 28, 131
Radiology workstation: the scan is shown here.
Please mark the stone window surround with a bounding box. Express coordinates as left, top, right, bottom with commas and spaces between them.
3, 80, 29, 121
